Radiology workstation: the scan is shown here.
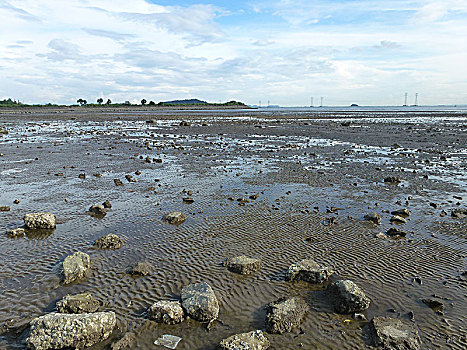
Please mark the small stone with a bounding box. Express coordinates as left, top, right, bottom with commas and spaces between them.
223, 256, 262, 275
329, 280, 370, 313
219, 330, 270, 350
180, 121, 191, 126
182, 197, 194, 203
24, 212, 56, 229
265, 297, 309, 334
162, 212, 186, 225
56, 293, 101, 314
148, 301, 184, 324
390, 215, 407, 224
421, 298, 444, 314
285, 259, 333, 283
369, 316, 421, 350
384, 176, 402, 183
94, 234, 124, 250
13, 199, 20, 204
374, 232, 387, 239
386, 228, 407, 237
78, 173, 86, 179
26, 312, 116, 350
391, 209, 410, 217
114, 179, 124, 186
6, 227, 25, 237
181, 282, 219, 322
0, 206, 10, 211
102, 200, 112, 209
89, 204, 106, 215
129, 262, 152, 276
62, 251, 91, 284
364, 212, 381, 225
451, 208, 467, 218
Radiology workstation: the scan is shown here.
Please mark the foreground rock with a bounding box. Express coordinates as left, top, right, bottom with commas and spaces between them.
94, 234, 124, 250
364, 212, 381, 225
285, 259, 333, 283
162, 211, 186, 225
62, 251, 91, 284
369, 316, 421, 350
224, 256, 262, 275
219, 330, 270, 350
329, 280, 370, 313
26, 312, 116, 350
129, 262, 152, 276
56, 293, 100, 314
265, 297, 309, 334
181, 282, 219, 322
24, 213, 56, 229
147, 300, 184, 324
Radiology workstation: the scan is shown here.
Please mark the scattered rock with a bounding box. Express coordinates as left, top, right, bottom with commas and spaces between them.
391, 209, 410, 217
129, 261, 152, 276
94, 234, 124, 250
13, 199, 20, 204
219, 330, 270, 350
56, 293, 101, 314
374, 232, 387, 239
125, 174, 136, 182
384, 176, 402, 184
114, 179, 124, 186
103, 200, 112, 209
421, 298, 444, 314
223, 256, 262, 275
364, 212, 381, 225
451, 208, 467, 218
285, 259, 333, 283
369, 316, 421, 350
111, 332, 135, 350
162, 212, 186, 225
386, 228, 407, 237
62, 251, 91, 284
181, 282, 219, 322
329, 280, 370, 313
24, 213, 56, 229
182, 197, 194, 203
6, 227, 25, 237
148, 301, 184, 324
265, 297, 309, 334
89, 204, 106, 215
390, 215, 407, 224
0, 205, 10, 211
78, 173, 86, 179
26, 312, 116, 350
180, 121, 191, 126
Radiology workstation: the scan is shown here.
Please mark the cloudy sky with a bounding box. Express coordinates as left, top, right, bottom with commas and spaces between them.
1, 0, 467, 106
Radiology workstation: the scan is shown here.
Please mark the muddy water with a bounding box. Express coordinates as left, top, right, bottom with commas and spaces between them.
0, 110, 466, 349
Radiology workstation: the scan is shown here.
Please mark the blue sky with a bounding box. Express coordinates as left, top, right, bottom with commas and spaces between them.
1, 0, 467, 105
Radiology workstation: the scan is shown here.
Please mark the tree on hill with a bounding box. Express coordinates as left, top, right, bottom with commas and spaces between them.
77, 98, 87, 106
148, 101, 156, 105
141, 99, 147, 105
97, 98, 103, 104
106, 98, 111, 105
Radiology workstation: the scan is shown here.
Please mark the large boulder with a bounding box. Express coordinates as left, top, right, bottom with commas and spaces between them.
223, 256, 262, 275
219, 330, 270, 350
94, 234, 124, 250
162, 212, 186, 225
56, 293, 100, 314
181, 282, 219, 322
24, 213, 56, 229
369, 316, 422, 350
265, 297, 309, 334
62, 252, 91, 284
285, 259, 333, 283
329, 280, 370, 313
26, 312, 116, 350
147, 300, 184, 324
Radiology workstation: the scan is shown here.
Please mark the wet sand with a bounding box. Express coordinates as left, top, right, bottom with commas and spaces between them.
0, 109, 466, 349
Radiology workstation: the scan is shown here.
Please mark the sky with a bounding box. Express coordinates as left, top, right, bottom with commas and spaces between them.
1, 0, 467, 106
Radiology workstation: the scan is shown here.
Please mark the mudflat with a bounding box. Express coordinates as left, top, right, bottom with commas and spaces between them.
0, 108, 466, 349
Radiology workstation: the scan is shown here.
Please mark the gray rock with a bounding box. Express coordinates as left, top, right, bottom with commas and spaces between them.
369, 316, 421, 350
219, 330, 270, 350
224, 256, 262, 275
147, 300, 184, 324
364, 212, 381, 225
265, 297, 309, 334
390, 215, 407, 224
386, 228, 407, 237
56, 293, 100, 314
26, 312, 116, 350
181, 281, 219, 322
391, 209, 410, 217
451, 208, 467, 218
62, 251, 91, 284
89, 204, 106, 215
128, 262, 152, 276
162, 211, 186, 225
94, 234, 124, 250
103, 200, 112, 209
329, 280, 370, 313
6, 227, 25, 237
24, 213, 56, 229
285, 259, 333, 283
384, 176, 402, 183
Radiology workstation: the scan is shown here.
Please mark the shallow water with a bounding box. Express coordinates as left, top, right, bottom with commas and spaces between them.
0, 110, 466, 349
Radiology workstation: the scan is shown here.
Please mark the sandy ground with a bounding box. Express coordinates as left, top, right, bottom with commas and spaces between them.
0, 109, 466, 349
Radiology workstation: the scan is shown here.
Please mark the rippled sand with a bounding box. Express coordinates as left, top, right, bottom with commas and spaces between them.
0, 109, 466, 349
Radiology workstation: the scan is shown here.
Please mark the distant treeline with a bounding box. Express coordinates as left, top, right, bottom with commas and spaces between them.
0, 98, 247, 108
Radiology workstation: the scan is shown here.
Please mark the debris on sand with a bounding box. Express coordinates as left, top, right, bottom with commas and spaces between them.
451, 208, 467, 219
390, 215, 407, 224
154, 334, 182, 349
